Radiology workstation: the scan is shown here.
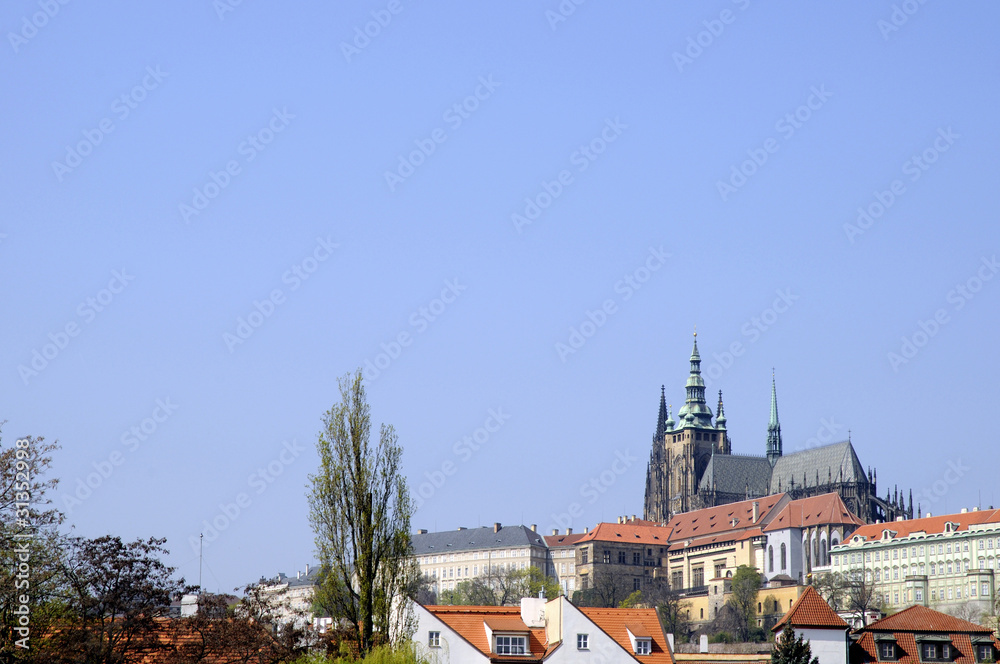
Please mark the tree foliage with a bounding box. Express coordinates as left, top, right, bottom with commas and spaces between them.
438, 565, 560, 606
771, 626, 819, 664
308, 370, 417, 654
726, 565, 762, 641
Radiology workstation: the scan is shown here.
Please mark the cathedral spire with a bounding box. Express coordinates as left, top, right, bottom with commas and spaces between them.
677, 329, 714, 427
655, 385, 668, 441
766, 370, 782, 465
716, 390, 727, 429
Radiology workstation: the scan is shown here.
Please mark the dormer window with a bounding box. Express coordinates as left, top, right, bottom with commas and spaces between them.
635, 639, 651, 655
881, 643, 896, 660
495, 635, 527, 655
972, 639, 996, 663
918, 638, 954, 662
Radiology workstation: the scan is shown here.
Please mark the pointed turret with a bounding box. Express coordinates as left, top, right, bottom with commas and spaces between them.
766, 371, 783, 465
654, 386, 669, 442
676, 330, 714, 427
716, 390, 727, 429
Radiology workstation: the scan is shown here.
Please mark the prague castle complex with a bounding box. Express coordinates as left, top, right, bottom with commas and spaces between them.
643, 332, 912, 525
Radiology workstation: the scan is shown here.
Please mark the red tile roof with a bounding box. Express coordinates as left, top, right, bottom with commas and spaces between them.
763, 492, 865, 532
865, 605, 993, 634
848, 509, 1000, 543
426, 605, 548, 662
772, 586, 849, 631
580, 607, 674, 664
852, 606, 1000, 664
576, 522, 673, 546
665, 494, 787, 542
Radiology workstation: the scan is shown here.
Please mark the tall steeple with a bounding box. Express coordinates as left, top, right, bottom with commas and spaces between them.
716, 390, 727, 430
654, 386, 669, 441
766, 370, 783, 465
676, 329, 714, 427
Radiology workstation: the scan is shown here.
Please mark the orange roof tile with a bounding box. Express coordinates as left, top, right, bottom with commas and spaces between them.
580, 607, 674, 664
763, 492, 865, 532
426, 606, 548, 662
772, 586, 848, 631
852, 606, 1000, 664
576, 522, 673, 546
865, 605, 994, 633
665, 494, 786, 541
847, 509, 1000, 542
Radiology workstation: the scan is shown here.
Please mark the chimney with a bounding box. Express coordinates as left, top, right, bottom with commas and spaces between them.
552, 529, 558, 536
584, 527, 589, 534
457, 526, 467, 531
566, 528, 573, 535
973, 507, 980, 512
297, 571, 301, 580
896, 516, 904, 522
306, 563, 310, 574
926, 513, 932, 518
417, 529, 428, 535
494, 522, 501, 533
961, 508, 968, 514
631, 514, 636, 522
530, 524, 537, 532
752, 501, 759, 523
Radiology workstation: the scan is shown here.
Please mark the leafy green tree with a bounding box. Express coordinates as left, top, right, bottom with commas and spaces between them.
726, 565, 761, 641
644, 579, 692, 642
771, 626, 819, 664
438, 566, 558, 606
308, 370, 417, 655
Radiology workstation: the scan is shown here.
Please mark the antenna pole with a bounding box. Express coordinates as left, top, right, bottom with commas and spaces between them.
199, 533, 203, 593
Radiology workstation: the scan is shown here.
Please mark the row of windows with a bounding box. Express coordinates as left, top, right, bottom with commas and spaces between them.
419, 548, 534, 565
430, 561, 528, 580
879, 641, 995, 663
670, 431, 719, 443
836, 537, 1000, 566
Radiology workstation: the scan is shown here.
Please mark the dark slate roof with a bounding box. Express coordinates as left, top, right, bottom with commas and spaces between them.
769, 441, 865, 494
411, 525, 547, 556
697, 453, 772, 497
263, 564, 321, 588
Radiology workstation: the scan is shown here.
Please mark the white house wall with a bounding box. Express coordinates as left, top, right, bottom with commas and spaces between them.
413, 604, 488, 664
799, 627, 847, 664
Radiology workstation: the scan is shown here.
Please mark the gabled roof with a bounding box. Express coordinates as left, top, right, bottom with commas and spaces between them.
424, 605, 549, 662
852, 605, 1000, 664
864, 605, 993, 634
772, 586, 848, 631
576, 522, 673, 546
769, 441, 865, 494
697, 454, 773, 497
412, 525, 547, 555
847, 509, 1000, 543
580, 606, 674, 664
666, 494, 787, 542
763, 492, 865, 532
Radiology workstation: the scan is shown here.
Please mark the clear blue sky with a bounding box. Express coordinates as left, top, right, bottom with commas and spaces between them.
3, 2, 999, 593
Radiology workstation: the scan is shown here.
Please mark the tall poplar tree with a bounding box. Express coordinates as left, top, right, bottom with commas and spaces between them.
308, 370, 417, 654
